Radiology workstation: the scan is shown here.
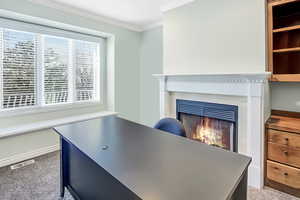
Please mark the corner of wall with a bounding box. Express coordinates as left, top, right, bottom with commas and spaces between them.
139, 27, 163, 126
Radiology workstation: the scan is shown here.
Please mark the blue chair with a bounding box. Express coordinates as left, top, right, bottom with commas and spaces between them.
154, 118, 186, 137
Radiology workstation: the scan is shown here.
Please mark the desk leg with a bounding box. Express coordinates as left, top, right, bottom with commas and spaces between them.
231, 170, 248, 200
60, 137, 65, 198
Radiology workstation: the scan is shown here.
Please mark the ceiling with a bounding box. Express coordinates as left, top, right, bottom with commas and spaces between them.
31, 0, 194, 31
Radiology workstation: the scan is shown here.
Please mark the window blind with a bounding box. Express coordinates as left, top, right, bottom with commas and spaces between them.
0, 17, 105, 110
75, 40, 98, 101
44, 36, 69, 104
2, 29, 36, 109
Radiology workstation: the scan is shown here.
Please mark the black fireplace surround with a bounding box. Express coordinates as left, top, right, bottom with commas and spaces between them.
176, 99, 238, 152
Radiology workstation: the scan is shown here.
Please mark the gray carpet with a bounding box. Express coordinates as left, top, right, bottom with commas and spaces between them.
0, 151, 299, 200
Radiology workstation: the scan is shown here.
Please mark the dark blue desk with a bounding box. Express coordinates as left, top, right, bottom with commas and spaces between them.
54, 116, 251, 200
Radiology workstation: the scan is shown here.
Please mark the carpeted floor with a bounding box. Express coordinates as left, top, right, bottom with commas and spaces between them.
0, 152, 299, 200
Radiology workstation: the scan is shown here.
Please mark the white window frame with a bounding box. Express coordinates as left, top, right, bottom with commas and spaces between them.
0, 16, 107, 117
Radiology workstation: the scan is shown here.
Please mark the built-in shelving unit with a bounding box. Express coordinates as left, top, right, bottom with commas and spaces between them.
268, 0, 300, 82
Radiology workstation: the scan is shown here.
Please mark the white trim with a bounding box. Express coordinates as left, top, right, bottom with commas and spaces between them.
0, 9, 114, 38
0, 111, 117, 139
153, 72, 271, 82
68, 39, 75, 102
1, 1, 164, 32
154, 73, 271, 98
94, 43, 101, 101
0, 144, 59, 168
36, 34, 44, 106
106, 36, 115, 111
160, 0, 196, 13
142, 21, 163, 31
0, 100, 104, 118
28, 0, 144, 32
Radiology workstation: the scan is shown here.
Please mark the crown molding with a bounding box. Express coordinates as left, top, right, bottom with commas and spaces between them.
142, 21, 163, 31
28, 0, 145, 32
160, 0, 195, 13
0, 9, 115, 38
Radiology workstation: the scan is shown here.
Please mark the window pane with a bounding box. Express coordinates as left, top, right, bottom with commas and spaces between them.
44, 36, 69, 104
74, 40, 98, 101
2, 29, 36, 109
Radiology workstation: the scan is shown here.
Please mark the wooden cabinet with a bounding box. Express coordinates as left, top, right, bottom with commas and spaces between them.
268, 129, 300, 148
267, 0, 300, 82
265, 111, 300, 197
268, 142, 300, 168
267, 160, 300, 189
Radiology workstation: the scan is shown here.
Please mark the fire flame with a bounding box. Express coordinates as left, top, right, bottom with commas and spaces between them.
192, 117, 226, 149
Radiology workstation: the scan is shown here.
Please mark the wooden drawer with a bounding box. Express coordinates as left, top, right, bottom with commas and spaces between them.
268, 142, 300, 168
267, 160, 300, 189
268, 129, 300, 148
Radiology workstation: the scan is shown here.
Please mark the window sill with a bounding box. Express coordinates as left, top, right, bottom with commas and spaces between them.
0, 101, 103, 118
0, 111, 117, 139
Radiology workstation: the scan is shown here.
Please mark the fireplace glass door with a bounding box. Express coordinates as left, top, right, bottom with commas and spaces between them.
180, 113, 234, 151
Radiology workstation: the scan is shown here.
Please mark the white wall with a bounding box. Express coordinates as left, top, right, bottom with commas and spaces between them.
140, 27, 163, 127
0, 0, 141, 165
271, 83, 300, 112
0, 130, 59, 167
0, 106, 104, 166
162, 0, 300, 115
163, 0, 266, 74
2, 0, 299, 169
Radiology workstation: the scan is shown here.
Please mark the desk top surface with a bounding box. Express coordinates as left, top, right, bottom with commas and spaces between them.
54, 116, 251, 200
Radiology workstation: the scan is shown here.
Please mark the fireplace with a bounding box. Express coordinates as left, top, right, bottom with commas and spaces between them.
176, 100, 238, 152
155, 73, 270, 188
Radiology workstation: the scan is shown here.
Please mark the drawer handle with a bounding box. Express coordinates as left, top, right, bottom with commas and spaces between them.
283, 151, 289, 155
285, 138, 289, 144
284, 172, 289, 176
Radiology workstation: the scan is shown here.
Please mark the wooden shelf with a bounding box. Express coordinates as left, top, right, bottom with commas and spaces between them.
273, 25, 300, 33
271, 74, 300, 82
273, 47, 300, 53
268, 0, 300, 82
269, 0, 299, 7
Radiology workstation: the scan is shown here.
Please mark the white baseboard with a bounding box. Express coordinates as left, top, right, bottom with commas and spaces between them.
0, 144, 60, 168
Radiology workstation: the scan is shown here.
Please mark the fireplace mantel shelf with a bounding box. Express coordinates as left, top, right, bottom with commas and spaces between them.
153, 72, 271, 83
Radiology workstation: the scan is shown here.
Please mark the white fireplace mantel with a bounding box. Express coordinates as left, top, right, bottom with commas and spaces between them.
154, 72, 270, 81
154, 72, 271, 189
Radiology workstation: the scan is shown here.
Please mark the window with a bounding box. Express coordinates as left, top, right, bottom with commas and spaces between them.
0, 18, 105, 112
74, 40, 98, 102
2, 30, 36, 109
44, 36, 69, 105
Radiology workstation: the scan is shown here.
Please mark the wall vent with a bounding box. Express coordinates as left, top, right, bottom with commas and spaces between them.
10, 159, 35, 170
